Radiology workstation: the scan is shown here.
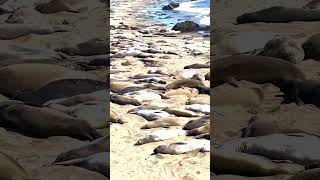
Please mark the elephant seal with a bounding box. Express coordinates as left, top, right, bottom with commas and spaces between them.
260, 37, 304, 64
0, 63, 98, 97
130, 110, 173, 121
54, 135, 108, 163
211, 149, 300, 176
56, 38, 108, 56
110, 93, 141, 106
184, 63, 210, 69
219, 133, 320, 165
153, 139, 209, 155
183, 116, 209, 130
303, 0, 320, 9
166, 79, 205, 89
31, 165, 107, 180
141, 117, 187, 129
0, 104, 102, 140
44, 90, 106, 107
0, 151, 30, 180
53, 152, 109, 177
303, 33, 320, 60
164, 107, 199, 117
135, 129, 186, 145
110, 110, 125, 124
186, 123, 210, 136
279, 80, 320, 106
211, 55, 306, 88
35, 0, 79, 14
0, 24, 67, 40
13, 79, 106, 105
186, 104, 210, 114
237, 6, 320, 24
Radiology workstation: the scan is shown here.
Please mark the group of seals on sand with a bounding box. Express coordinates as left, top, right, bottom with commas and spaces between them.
212, 1, 320, 179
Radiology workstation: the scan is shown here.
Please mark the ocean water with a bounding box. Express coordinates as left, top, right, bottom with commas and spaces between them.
147, 0, 210, 28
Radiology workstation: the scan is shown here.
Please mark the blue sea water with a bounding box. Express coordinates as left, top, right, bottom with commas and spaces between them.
146, 0, 210, 28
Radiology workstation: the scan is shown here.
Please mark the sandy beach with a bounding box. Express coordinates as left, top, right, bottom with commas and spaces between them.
110, 0, 210, 179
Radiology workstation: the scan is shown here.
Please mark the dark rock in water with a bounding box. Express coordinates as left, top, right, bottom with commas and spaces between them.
13, 79, 106, 105
162, 2, 179, 10
172, 21, 200, 32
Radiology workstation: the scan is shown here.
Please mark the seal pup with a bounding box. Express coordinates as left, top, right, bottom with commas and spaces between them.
260, 37, 304, 64
141, 117, 187, 129
237, 6, 320, 24
0, 104, 102, 140
211, 55, 306, 88
54, 135, 108, 163
219, 133, 320, 165
0, 151, 31, 180
110, 93, 141, 106
135, 129, 186, 145
13, 79, 106, 105
211, 149, 301, 176
53, 152, 109, 178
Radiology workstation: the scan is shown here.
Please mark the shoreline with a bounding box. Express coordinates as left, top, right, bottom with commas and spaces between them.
110, 0, 210, 179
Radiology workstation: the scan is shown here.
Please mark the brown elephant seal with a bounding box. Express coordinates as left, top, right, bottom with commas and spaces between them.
13, 79, 106, 105
236, 6, 320, 24
303, 0, 320, 9
35, 0, 79, 14
219, 133, 320, 165
279, 80, 320, 106
54, 152, 109, 177
153, 139, 209, 155
0, 24, 67, 40
56, 38, 108, 56
0, 63, 98, 97
303, 33, 320, 60
110, 93, 141, 106
186, 123, 210, 136
54, 135, 108, 163
0, 104, 102, 140
31, 165, 107, 180
211, 149, 302, 176
0, 151, 31, 180
211, 55, 306, 88
166, 79, 205, 89
141, 117, 187, 129
260, 37, 304, 64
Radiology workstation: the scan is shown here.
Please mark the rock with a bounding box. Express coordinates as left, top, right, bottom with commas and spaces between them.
172, 21, 200, 33
162, 2, 179, 10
